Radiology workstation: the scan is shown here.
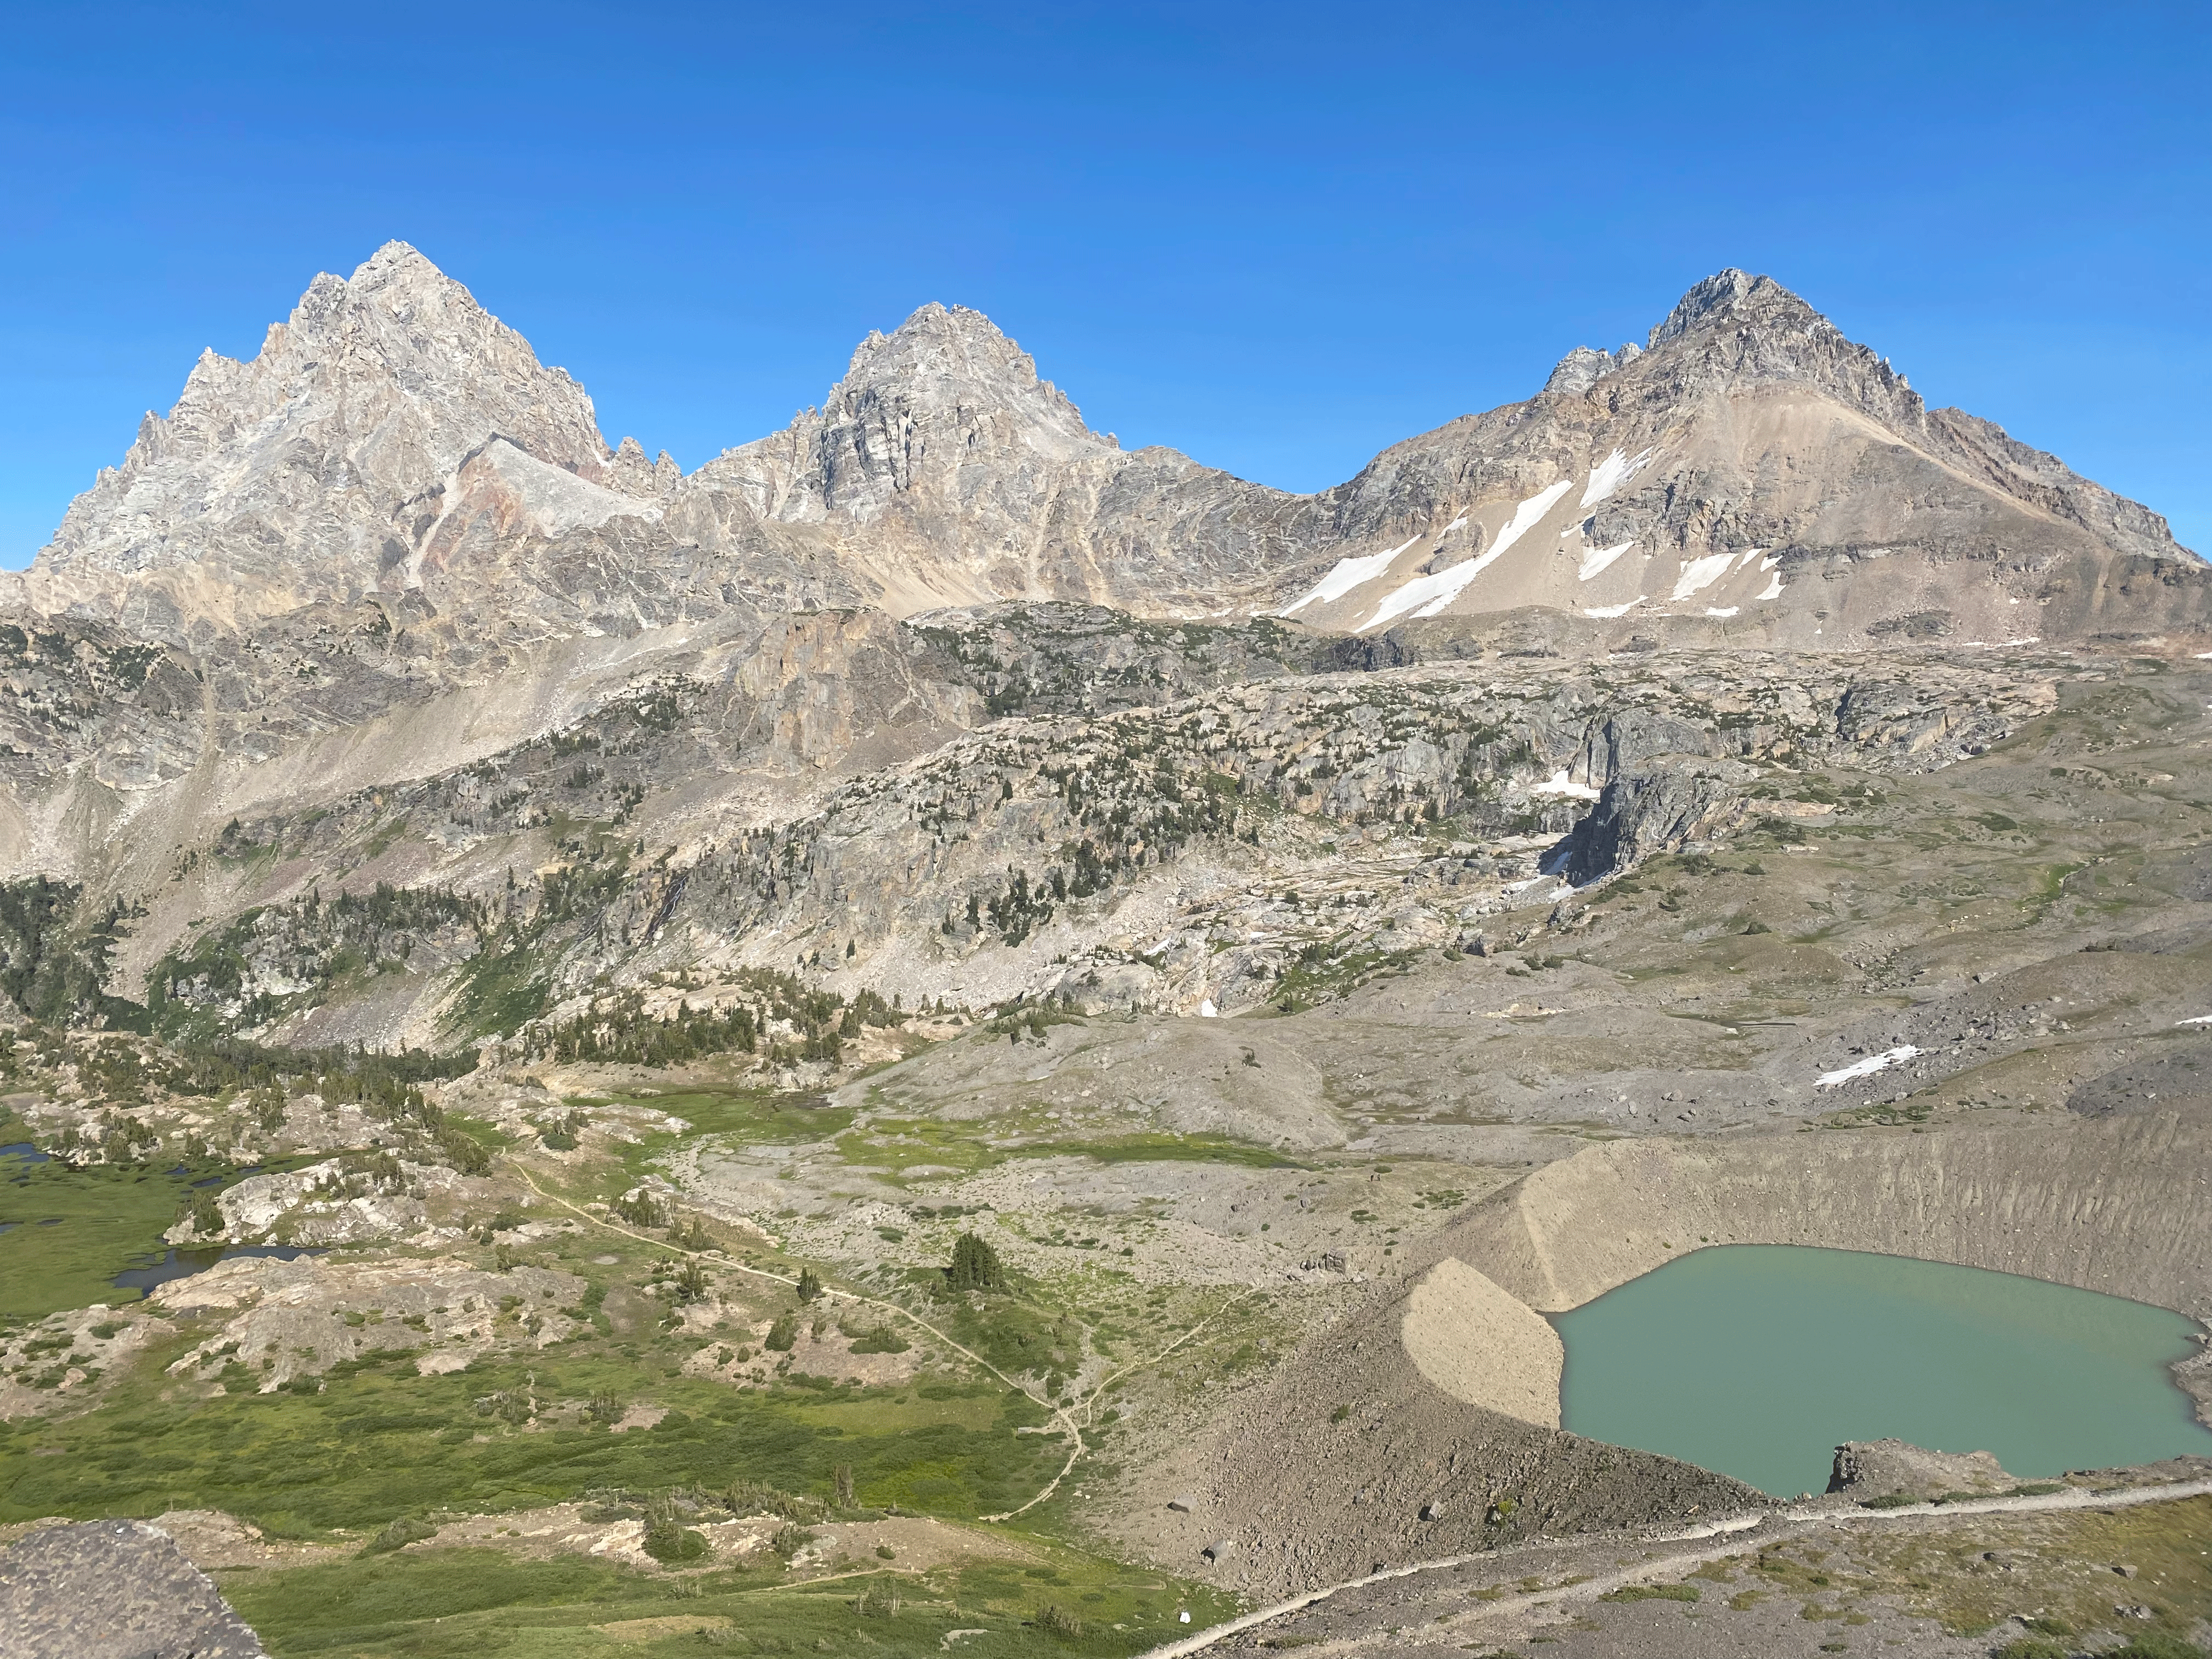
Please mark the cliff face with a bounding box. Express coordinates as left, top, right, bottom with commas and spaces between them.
29, 245, 634, 626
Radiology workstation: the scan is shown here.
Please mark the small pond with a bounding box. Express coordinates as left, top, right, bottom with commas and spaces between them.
1553, 1244, 2212, 1498
111, 1243, 324, 1297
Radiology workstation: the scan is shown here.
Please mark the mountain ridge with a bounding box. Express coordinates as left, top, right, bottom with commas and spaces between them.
14, 247, 2202, 659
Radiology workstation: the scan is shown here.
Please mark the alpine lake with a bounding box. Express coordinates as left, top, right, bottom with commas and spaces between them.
1554, 1244, 2212, 1498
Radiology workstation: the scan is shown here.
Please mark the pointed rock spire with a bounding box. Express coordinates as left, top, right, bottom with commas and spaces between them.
35, 243, 616, 598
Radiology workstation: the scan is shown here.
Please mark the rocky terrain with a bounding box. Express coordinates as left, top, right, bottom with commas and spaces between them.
1, 250, 2209, 1657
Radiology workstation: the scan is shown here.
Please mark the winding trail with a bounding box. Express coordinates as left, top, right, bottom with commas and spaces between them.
983, 1289, 1262, 1523
1133, 1477, 2212, 1657
512, 1164, 1252, 1523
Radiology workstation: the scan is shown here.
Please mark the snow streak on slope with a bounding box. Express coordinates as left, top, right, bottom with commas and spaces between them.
1578, 542, 1635, 582
1669, 552, 1736, 602
1579, 447, 1655, 509
1532, 769, 1601, 800
1816, 1046, 1921, 1088
1279, 537, 1419, 614
1359, 479, 1574, 632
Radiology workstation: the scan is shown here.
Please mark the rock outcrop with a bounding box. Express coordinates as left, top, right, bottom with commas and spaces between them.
0, 1518, 267, 1658
0, 249, 2200, 1048
1826, 1438, 2014, 1500
1560, 757, 1757, 884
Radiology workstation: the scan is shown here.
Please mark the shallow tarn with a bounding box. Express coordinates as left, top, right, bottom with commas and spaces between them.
1552, 1244, 2212, 1497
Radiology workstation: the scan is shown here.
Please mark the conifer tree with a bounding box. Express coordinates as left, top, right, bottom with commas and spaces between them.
946, 1231, 1004, 1292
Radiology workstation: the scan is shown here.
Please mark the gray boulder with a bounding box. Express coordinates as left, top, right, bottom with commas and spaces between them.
0, 1519, 266, 1659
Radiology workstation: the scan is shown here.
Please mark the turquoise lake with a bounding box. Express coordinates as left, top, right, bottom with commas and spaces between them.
1552, 1244, 2212, 1498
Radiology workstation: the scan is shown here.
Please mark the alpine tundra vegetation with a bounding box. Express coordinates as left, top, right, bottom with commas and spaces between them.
1, 247, 2209, 1659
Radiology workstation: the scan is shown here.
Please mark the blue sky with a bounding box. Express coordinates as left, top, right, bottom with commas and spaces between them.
3, 1, 2207, 564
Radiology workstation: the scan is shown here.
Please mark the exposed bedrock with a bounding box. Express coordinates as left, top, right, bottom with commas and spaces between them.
1442, 1111, 2212, 1321
0, 1518, 267, 1658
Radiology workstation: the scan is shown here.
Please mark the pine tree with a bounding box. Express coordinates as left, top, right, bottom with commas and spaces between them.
945, 1231, 1004, 1293
795, 1267, 823, 1302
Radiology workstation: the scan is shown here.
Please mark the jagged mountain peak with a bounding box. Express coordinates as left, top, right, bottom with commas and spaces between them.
15, 250, 2200, 655
826, 301, 1097, 449
257, 240, 503, 360
32, 241, 614, 598
352, 237, 446, 281
1542, 270, 1835, 400
1648, 267, 1829, 348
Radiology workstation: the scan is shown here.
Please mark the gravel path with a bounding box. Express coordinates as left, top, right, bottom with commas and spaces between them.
1138, 1478, 2212, 1656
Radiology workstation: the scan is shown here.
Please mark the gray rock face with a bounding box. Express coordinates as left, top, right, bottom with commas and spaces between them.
0, 250, 2204, 1046
1826, 1438, 2013, 1500
30, 243, 634, 623
0, 1518, 267, 1658
1543, 341, 1642, 396
1561, 757, 1757, 885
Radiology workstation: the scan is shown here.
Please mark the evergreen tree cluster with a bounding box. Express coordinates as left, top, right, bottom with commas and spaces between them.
945, 1232, 1005, 1292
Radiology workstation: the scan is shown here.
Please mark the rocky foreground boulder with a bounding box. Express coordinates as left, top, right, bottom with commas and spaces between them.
0, 1519, 266, 1659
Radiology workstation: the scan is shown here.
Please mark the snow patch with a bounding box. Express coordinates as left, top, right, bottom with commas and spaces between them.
1279, 537, 1417, 614
2177, 1015, 2212, 1027
1669, 552, 1736, 601
1578, 541, 1635, 582
1759, 552, 1781, 572
1583, 598, 1643, 618
1359, 479, 1573, 631
1756, 573, 1783, 601
1733, 546, 1765, 570
1198, 1000, 1218, 1019
1579, 447, 1655, 509
1531, 769, 1601, 801
1705, 606, 1739, 618
1815, 1046, 1922, 1088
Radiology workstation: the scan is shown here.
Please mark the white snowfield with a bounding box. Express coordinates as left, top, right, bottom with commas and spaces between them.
1583, 597, 1643, 618
1531, 768, 1601, 801
1578, 541, 1635, 582
1359, 479, 1574, 631
1815, 1045, 1921, 1088
1579, 446, 1655, 509
1669, 551, 1736, 601
1278, 537, 1418, 614
1757, 573, 1784, 601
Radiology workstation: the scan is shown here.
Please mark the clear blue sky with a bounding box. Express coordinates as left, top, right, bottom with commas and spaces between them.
3, 0, 2207, 565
